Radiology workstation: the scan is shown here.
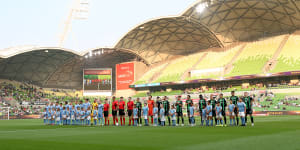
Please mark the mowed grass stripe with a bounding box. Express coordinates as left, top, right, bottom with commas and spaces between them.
0, 116, 299, 150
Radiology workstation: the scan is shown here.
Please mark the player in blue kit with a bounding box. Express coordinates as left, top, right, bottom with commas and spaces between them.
133, 105, 138, 126
170, 105, 176, 126
71, 106, 76, 125
59, 103, 63, 125
46, 103, 51, 112
62, 107, 66, 125
46, 108, 51, 125
79, 100, 84, 110
93, 107, 98, 126
55, 108, 61, 125
42, 108, 48, 125
237, 97, 246, 126
189, 103, 195, 126
142, 103, 149, 126
160, 105, 165, 126
66, 107, 71, 125
65, 101, 70, 113
153, 103, 158, 126
51, 107, 55, 125
80, 107, 85, 125
85, 107, 91, 126
76, 107, 81, 125
74, 101, 79, 110
84, 99, 90, 110
206, 101, 213, 126
228, 100, 236, 126
216, 102, 223, 126
98, 101, 104, 126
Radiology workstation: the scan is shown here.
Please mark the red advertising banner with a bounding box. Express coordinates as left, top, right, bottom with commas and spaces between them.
116, 62, 134, 90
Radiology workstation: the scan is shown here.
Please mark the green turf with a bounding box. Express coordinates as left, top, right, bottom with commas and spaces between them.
0, 116, 300, 150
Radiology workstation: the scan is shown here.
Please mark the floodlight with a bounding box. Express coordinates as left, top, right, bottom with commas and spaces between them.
196, 3, 207, 13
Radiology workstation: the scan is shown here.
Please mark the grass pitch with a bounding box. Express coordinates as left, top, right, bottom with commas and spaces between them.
0, 116, 300, 150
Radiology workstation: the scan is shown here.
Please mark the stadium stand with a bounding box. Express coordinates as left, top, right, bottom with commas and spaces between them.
134, 63, 169, 84
194, 45, 242, 70
225, 35, 285, 77
187, 45, 243, 80
154, 53, 204, 83
270, 35, 300, 73
134, 34, 296, 84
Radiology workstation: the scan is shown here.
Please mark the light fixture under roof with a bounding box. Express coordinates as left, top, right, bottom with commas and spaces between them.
196, 2, 208, 13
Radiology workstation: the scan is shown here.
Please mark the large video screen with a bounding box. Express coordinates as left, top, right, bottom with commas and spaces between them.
83, 69, 112, 96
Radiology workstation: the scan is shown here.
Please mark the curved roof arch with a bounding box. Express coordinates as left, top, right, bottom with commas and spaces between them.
0, 46, 81, 58
81, 47, 150, 65
183, 0, 300, 43
0, 46, 149, 89
115, 16, 223, 64
0, 49, 80, 86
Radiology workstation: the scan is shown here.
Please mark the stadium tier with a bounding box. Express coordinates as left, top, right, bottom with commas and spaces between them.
134, 63, 169, 85
134, 34, 299, 84
188, 45, 243, 80
226, 35, 285, 77
153, 53, 204, 83
270, 35, 300, 73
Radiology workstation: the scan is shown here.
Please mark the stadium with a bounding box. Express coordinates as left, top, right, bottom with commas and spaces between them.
1, 0, 300, 150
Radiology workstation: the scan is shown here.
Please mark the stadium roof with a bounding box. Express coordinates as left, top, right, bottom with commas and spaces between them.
0, 46, 83, 58
0, 48, 144, 89
115, 16, 223, 64
182, 0, 300, 43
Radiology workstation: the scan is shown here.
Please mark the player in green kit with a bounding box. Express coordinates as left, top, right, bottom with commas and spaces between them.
230, 91, 239, 125
209, 94, 217, 125
185, 95, 193, 125
218, 93, 227, 126
162, 96, 171, 126
135, 98, 142, 126
198, 94, 206, 125
176, 96, 184, 126
243, 92, 254, 126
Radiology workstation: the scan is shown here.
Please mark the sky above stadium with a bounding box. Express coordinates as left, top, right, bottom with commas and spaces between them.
0, 0, 196, 52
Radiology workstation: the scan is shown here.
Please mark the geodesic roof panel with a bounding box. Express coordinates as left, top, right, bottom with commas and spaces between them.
115, 16, 223, 64
0, 49, 79, 86
183, 0, 300, 43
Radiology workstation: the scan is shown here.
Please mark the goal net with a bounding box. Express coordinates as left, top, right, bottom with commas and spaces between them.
0, 107, 10, 120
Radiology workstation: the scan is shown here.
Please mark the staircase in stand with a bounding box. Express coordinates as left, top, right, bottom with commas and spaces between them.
180, 53, 208, 80
263, 34, 290, 73
223, 43, 247, 75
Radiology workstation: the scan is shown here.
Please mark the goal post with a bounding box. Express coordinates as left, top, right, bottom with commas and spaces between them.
0, 107, 10, 120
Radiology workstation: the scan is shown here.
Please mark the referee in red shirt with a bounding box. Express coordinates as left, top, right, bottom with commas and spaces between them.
119, 97, 126, 126
127, 97, 134, 126
112, 96, 119, 126
103, 99, 110, 126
